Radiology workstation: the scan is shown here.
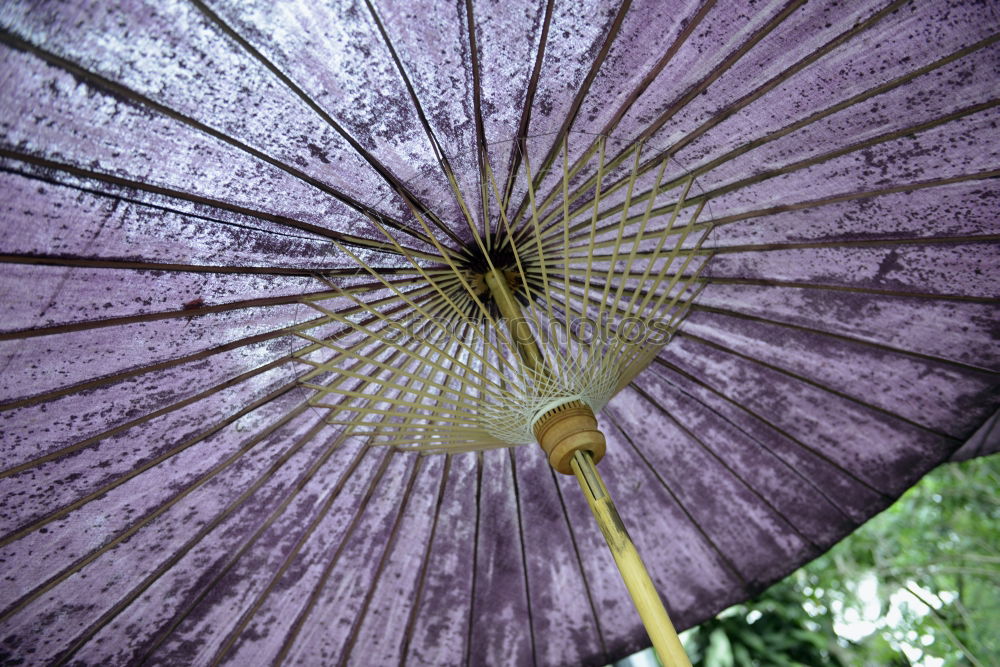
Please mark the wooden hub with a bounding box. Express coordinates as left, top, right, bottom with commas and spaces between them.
532, 400, 606, 474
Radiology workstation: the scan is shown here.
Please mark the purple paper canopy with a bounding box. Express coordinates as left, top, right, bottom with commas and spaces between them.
1, 1, 999, 666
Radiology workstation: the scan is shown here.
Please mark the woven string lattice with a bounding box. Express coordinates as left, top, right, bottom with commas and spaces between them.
295, 137, 712, 453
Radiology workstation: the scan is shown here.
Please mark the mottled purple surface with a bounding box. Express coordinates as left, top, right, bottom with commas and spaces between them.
0, 1, 998, 666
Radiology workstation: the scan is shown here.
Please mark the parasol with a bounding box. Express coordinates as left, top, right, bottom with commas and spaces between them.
1, 0, 998, 665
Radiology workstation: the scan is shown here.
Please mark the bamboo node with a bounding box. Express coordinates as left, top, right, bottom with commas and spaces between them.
532, 400, 606, 474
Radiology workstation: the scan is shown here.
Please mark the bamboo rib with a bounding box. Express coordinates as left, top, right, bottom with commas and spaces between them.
522, 148, 562, 376
581, 136, 607, 349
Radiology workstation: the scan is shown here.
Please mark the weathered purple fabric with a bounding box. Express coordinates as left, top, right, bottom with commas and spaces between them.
0, 1, 998, 665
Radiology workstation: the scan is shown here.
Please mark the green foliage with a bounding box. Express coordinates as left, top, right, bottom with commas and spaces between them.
680, 455, 1000, 667
682, 578, 849, 667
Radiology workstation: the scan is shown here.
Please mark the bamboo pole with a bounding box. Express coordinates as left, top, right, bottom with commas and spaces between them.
483, 268, 691, 667
570, 450, 690, 667
483, 269, 545, 374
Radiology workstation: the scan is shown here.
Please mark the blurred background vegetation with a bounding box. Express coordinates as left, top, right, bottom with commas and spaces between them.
617, 454, 1000, 667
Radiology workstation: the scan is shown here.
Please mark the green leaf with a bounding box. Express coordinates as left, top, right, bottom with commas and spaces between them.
681, 455, 1000, 667
705, 628, 733, 667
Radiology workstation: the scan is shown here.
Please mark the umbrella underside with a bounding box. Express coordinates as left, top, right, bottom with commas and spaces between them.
0, 0, 998, 665
300, 137, 710, 457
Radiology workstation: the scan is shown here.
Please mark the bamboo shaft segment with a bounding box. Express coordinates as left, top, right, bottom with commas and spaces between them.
483, 268, 545, 374
570, 450, 691, 667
